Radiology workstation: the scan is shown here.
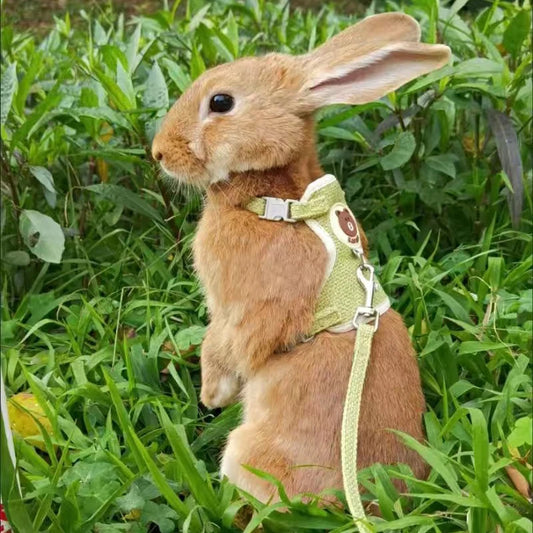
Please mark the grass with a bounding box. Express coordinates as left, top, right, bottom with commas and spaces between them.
1, 0, 532, 532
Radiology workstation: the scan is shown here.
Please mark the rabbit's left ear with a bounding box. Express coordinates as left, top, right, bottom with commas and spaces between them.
298, 13, 450, 110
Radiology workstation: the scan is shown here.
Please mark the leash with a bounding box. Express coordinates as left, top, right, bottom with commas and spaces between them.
342, 260, 379, 532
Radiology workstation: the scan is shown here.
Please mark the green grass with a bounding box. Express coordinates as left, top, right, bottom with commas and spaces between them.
1, 0, 532, 532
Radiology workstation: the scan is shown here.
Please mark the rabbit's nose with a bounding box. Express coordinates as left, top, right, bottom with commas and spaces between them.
151, 136, 164, 162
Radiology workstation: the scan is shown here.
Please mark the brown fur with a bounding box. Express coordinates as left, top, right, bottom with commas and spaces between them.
152, 12, 450, 506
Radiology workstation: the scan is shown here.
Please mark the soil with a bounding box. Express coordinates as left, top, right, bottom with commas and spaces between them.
2, 0, 371, 33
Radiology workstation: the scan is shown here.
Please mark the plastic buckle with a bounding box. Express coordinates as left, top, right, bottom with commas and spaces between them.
259, 197, 296, 222
353, 307, 379, 332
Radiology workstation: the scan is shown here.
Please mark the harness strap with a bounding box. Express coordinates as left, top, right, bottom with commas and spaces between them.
246, 196, 330, 221
342, 322, 375, 532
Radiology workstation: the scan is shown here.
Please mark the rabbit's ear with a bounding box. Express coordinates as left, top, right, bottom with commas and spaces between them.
298, 13, 450, 109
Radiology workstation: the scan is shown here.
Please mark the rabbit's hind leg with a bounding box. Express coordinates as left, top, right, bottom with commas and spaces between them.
221, 423, 292, 503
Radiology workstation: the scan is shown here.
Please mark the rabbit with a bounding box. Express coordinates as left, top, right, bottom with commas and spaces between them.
152, 12, 450, 505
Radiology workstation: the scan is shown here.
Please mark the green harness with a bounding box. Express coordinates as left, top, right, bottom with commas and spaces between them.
247, 174, 389, 531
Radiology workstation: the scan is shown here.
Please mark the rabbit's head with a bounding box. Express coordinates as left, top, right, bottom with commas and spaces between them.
152, 13, 450, 188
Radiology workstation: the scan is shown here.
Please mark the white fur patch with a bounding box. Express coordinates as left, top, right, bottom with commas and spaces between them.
210, 374, 240, 407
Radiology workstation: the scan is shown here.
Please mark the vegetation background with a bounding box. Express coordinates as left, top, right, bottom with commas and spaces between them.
1, 0, 531, 532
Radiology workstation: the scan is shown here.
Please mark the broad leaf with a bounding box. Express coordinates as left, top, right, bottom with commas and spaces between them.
85, 184, 163, 222
1, 62, 17, 126
380, 132, 416, 171
503, 10, 531, 58
143, 61, 169, 111
19, 210, 65, 264
29, 166, 57, 207
487, 110, 524, 227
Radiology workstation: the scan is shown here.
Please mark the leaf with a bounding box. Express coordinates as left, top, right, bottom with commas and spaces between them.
158, 408, 219, 514
126, 23, 142, 73
1, 62, 17, 126
393, 431, 461, 493
11, 82, 63, 147
505, 466, 531, 502
425, 154, 456, 178
162, 59, 191, 94
380, 132, 416, 171
507, 417, 533, 448
503, 10, 531, 58
143, 61, 169, 111
318, 126, 356, 141
458, 341, 510, 354
141, 501, 178, 533
19, 210, 65, 264
174, 325, 206, 351
28, 166, 55, 193
190, 45, 206, 80
486, 110, 524, 227
469, 408, 489, 492
3, 251, 30, 266
116, 61, 136, 108
453, 58, 502, 77
85, 184, 163, 222
29, 166, 57, 207
103, 371, 194, 523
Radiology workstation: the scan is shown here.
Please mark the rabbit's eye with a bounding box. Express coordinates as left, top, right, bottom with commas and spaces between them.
209, 94, 234, 113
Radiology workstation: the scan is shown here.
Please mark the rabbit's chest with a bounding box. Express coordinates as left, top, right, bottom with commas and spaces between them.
193, 209, 280, 306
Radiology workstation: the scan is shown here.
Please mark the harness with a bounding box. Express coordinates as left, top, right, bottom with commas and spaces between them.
247, 174, 388, 531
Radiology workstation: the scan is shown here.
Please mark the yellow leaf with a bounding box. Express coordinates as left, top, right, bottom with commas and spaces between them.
7, 392, 53, 451
96, 158, 109, 183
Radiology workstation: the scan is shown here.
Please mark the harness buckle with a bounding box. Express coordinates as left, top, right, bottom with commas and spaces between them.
353, 263, 379, 331
353, 307, 379, 332
259, 197, 296, 222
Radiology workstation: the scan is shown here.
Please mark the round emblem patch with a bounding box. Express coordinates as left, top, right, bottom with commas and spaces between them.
329, 203, 364, 254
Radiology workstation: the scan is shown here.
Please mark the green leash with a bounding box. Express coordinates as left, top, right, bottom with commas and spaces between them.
342, 322, 375, 531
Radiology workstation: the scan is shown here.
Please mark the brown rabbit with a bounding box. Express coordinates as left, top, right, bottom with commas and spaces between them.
152, 13, 450, 505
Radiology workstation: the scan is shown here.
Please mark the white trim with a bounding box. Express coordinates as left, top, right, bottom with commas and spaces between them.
305, 219, 336, 280
327, 298, 391, 333
300, 174, 337, 202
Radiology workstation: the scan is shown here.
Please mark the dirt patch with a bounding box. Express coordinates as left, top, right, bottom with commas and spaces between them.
3, 0, 371, 33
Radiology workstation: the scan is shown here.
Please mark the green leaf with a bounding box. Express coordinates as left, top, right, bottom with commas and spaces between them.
453, 58, 502, 77
468, 408, 489, 492
126, 23, 142, 73
486, 109, 524, 227
143, 61, 169, 111
3, 251, 31, 266
425, 154, 456, 178
393, 431, 461, 493
104, 371, 194, 523
19, 210, 65, 264
116, 61, 136, 108
458, 341, 510, 355
1, 62, 17, 125
507, 417, 533, 449
503, 10, 531, 59
174, 325, 206, 351
29, 166, 57, 207
380, 132, 416, 171
85, 184, 163, 222
190, 45, 206, 80
158, 408, 220, 515
318, 126, 356, 141
162, 59, 191, 94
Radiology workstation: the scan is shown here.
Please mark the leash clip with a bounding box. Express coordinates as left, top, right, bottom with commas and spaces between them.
353, 263, 379, 331
259, 197, 296, 222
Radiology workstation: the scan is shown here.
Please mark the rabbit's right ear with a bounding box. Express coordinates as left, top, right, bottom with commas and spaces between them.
298, 13, 450, 110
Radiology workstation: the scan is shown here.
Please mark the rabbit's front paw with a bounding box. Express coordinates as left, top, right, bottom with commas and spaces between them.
201, 373, 240, 409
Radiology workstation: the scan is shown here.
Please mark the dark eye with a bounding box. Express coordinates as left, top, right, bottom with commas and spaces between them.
209, 94, 234, 113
